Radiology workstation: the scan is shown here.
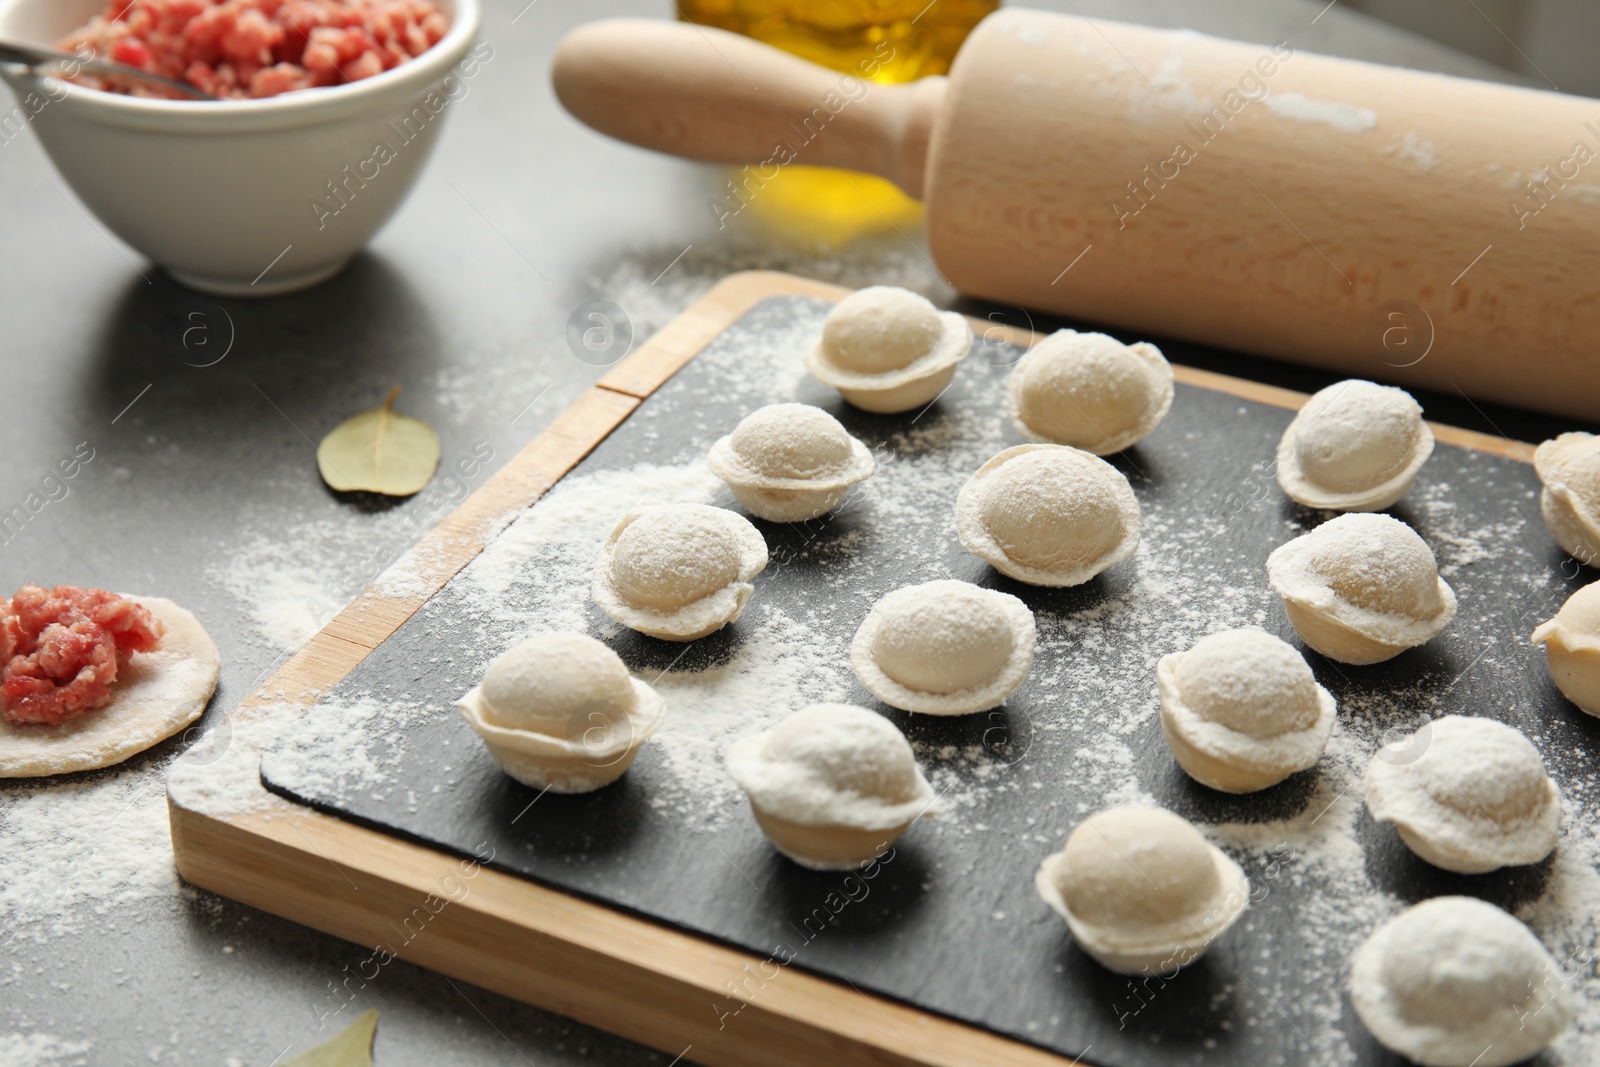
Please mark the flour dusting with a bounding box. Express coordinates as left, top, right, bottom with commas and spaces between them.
1266, 91, 1377, 132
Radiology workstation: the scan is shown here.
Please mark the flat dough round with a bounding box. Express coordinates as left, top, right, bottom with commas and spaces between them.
0, 596, 221, 778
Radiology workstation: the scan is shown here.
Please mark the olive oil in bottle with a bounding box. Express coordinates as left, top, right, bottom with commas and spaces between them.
677, 0, 996, 81
680, 1, 999, 246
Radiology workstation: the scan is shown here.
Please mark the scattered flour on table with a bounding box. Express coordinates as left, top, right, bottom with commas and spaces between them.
207, 504, 494, 655
0, 1034, 93, 1066
0, 764, 175, 940
205, 515, 375, 653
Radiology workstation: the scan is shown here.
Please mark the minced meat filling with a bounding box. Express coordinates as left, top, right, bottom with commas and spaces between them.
58, 0, 450, 100
2, 585, 164, 726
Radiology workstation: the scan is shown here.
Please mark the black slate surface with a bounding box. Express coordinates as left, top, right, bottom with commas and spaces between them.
262, 294, 1598, 1067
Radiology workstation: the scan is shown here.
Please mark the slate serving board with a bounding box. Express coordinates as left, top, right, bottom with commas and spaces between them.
262, 294, 1597, 1067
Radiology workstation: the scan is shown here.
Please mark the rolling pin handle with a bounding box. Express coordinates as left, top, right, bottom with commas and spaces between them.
551, 18, 943, 199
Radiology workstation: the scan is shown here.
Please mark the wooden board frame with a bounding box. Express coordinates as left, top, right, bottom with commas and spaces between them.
168, 270, 1532, 1067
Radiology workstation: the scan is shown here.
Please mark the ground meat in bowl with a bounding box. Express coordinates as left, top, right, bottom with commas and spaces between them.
58, 0, 451, 100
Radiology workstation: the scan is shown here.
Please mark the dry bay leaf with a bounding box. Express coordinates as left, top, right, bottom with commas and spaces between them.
283, 1009, 377, 1066
317, 387, 439, 496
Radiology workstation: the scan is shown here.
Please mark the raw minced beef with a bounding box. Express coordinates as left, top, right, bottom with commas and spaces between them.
1, 584, 164, 726
58, 0, 450, 100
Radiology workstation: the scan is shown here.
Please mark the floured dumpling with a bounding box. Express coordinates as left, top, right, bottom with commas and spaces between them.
1364, 715, 1560, 874
1158, 629, 1336, 793
1534, 432, 1600, 567
850, 580, 1035, 715
726, 703, 935, 869
1007, 329, 1174, 454
804, 286, 972, 414
707, 403, 876, 523
593, 503, 768, 641
1035, 807, 1248, 974
955, 444, 1141, 587
1532, 581, 1600, 716
1266, 513, 1456, 664
458, 632, 664, 793
1277, 379, 1433, 511
1350, 897, 1572, 1067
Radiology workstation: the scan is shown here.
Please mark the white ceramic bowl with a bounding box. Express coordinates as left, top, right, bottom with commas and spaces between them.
0, 0, 480, 295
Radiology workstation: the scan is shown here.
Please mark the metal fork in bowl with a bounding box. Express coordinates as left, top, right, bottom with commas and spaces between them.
0, 38, 217, 100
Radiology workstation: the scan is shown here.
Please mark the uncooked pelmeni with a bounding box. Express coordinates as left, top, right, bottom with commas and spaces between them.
804, 286, 972, 414
1350, 896, 1572, 1067
1364, 715, 1560, 874
1007, 329, 1174, 454
726, 703, 935, 870
955, 444, 1141, 587
706, 403, 876, 523
1266, 513, 1456, 664
850, 580, 1035, 715
458, 632, 665, 794
1035, 807, 1248, 974
1276, 379, 1434, 511
1532, 581, 1600, 716
1534, 431, 1600, 566
1158, 629, 1336, 793
593, 503, 768, 641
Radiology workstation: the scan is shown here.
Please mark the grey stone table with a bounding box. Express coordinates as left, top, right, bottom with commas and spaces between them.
0, 2, 1579, 1064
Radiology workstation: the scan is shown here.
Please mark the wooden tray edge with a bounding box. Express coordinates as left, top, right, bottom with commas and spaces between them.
168, 796, 1067, 1067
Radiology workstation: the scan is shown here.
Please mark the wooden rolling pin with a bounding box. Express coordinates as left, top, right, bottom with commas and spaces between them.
553, 10, 1600, 420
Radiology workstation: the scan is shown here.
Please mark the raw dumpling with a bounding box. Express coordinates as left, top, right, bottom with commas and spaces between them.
956, 444, 1141, 587
850, 580, 1035, 715
1532, 581, 1600, 716
1276, 379, 1433, 511
1350, 896, 1572, 1067
804, 286, 972, 414
726, 703, 935, 869
593, 503, 768, 641
1158, 629, 1336, 793
1534, 432, 1600, 567
1266, 513, 1456, 664
1007, 329, 1174, 454
458, 632, 664, 793
1035, 807, 1248, 974
707, 403, 876, 523
1364, 715, 1560, 874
